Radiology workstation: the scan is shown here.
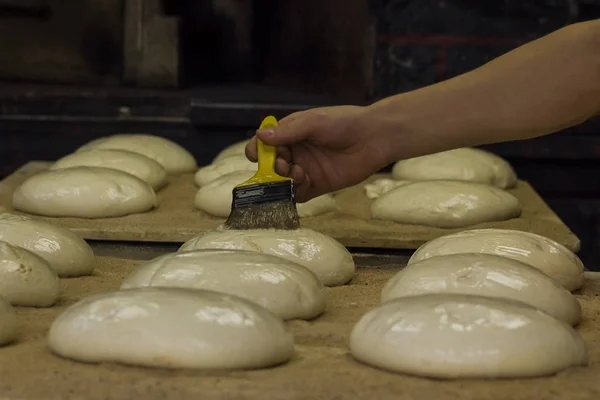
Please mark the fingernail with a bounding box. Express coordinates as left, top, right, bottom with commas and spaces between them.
257, 129, 275, 137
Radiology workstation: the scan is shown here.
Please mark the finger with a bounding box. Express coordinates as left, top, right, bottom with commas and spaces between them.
288, 164, 305, 185
279, 110, 305, 124
295, 172, 313, 203
245, 136, 258, 162
257, 112, 320, 146
275, 158, 291, 177
276, 146, 292, 164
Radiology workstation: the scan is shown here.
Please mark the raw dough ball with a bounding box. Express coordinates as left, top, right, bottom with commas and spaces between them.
0, 296, 16, 346
121, 249, 325, 320
364, 178, 411, 199
180, 228, 355, 286
13, 167, 157, 218
392, 148, 517, 189
0, 241, 59, 307
195, 170, 337, 218
350, 294, 588, 379
48, 287, 294, 369
0, 213, 94, 277
381, 253, 580, 325
213, 140, 250, 163
194, 170, 254, 216
194, 155, 256, 186
297, 194, 338, 217
371, 181, 522, 228
409, 229, 584, 291
77, 134, 197, 174
52, 149, 168, 190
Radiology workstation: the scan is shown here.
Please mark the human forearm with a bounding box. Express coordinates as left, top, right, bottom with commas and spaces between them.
367, 20, 600, 162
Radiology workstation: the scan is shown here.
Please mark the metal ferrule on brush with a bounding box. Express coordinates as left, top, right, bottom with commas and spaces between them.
232, 181, 297, 207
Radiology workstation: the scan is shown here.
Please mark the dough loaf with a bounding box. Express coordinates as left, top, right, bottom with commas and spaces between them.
371, 181, 521, 228
297, 194, 338, 217
409, 229, 584, 291
122, 249, 325, 320
180, 227, 355, 286
213, 140, 250, 163
0, 213, 94, 277
77, 134, 197, 174
52, 149, 168, 190
0, 296, 16, 346
392, 148, 517, 188
194, 155, 256, 186
382, 253, 580, 325
0, 241, 60, 307
364, 178, 411, 199
350, 294, 588, 378
48, 287, 294, 369
13, 167, 157, 218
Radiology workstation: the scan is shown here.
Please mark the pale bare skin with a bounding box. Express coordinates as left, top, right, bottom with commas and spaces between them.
246, 20, 600, 202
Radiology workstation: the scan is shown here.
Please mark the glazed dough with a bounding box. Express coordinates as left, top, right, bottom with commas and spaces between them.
0, 241, 59, 307
371, 181, 522, 228
13, 167, 157, 218
381, 253, 580, 325
48, 287, 294, 369
121, 249, 325, 320
392, 148, 517, 189
180, 228, 355, 286
0, 296, 16, 346
77, 134, 197, 174
194, 155, 256, 186
350, 294, 588, 379
52, 149, 168, 190
364, 178, 411, 199
213, 140, 250, 163
195, 170, 337, 218
409, 229, 584, 291
0, 213, 94, 277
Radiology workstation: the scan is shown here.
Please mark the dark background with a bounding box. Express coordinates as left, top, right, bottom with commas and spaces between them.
0, 0, 599, 266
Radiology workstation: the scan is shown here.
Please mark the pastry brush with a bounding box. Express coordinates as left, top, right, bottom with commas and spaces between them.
224, 116, 300, 230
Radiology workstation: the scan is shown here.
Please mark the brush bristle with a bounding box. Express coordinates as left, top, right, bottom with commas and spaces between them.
224, 180, 300, 230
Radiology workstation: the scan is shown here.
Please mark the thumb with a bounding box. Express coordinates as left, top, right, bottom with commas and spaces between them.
256, 116, 312, 146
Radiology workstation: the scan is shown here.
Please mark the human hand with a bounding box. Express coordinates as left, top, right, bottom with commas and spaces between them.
245, 106, 393, 202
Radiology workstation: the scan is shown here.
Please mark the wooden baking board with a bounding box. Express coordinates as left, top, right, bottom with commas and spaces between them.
0, 162, 580, 251
0, 255, 599, 400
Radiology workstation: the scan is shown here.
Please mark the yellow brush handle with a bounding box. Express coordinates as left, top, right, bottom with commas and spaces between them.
238, 116, 291, 186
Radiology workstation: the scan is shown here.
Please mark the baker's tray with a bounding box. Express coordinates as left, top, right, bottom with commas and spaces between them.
0, 162, 580, 251
0, 255, 598, 400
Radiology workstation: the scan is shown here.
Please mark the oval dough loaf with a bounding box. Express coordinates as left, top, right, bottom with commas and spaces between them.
392, 148, 517, 189
381, 253, 580, 325
364, 178, 411, 199
52, 149, 168, 190
297, 194, 338, 217
194, 155, 256, 187
13, 167, 157, 218
48, 287, 294, 369
180, 228, 355, 286
350, 294, 588, 379
0, 213, 94, 277
195, 171, 337, 218
194, 170, 254, 216
0, 296, 16, 346
0, 241, 60, 307
371, 181, 522, 228
213, 140, 250, 163
409, 229, 584, 291
121, 249, 325, 320
77, 134, 197, 174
